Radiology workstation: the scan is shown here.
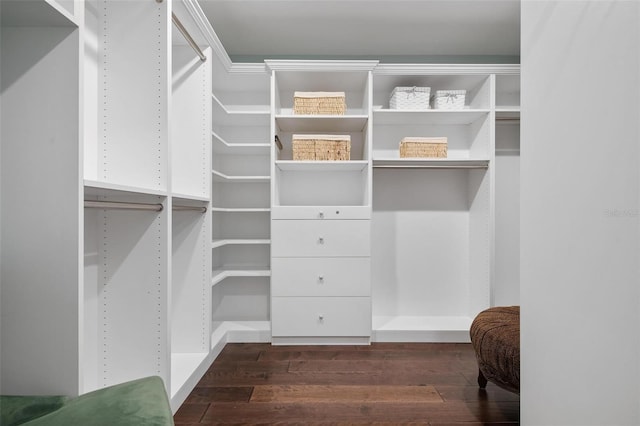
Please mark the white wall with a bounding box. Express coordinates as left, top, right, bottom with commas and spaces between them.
521, 1, 640, 424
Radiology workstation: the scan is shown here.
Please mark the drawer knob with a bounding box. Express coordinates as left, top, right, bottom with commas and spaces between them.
319, 211, 324, 219
318, 275, 324, 282
318, 315, 324, 322
318, 237, 324, 244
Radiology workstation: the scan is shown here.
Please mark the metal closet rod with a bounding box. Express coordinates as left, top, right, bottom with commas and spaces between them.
84, 201, 207, 213
373, 165, 489, 170
84, 200, 163, 211
172, 12, 206, 62
173, 205, 207, 213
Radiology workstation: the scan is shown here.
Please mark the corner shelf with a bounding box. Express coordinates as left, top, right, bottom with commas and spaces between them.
212, 131, 270, 156
212, 170, 270, 183
212, 239, 271, 249
211, 267, 271, 287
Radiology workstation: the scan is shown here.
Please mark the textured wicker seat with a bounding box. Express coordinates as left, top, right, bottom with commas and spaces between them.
469, 306, 520, 394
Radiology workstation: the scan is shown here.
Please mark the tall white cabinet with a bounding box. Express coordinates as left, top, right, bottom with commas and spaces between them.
268, 61, 376, 345
2, 0, 213, 412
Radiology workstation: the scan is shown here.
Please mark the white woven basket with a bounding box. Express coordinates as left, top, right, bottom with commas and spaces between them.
390, 86, 431, 110
433, 90, 466, 110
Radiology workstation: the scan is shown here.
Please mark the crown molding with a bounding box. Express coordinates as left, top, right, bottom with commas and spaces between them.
265, 59, 379, 72
374, 63, 520, 75
228, 62, 268, 74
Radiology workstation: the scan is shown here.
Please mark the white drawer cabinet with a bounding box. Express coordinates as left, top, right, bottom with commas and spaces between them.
271, 220, 370, 257
272, 257, 370, 297
271, 297, 371, 337
271, 217, 371, 342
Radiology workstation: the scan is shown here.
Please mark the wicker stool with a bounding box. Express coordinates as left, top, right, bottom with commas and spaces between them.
469, 306, 520, 394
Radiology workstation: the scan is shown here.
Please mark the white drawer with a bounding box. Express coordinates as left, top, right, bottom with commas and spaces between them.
271, 220, 370, 257
271, 297, 371, 337
271, 206, 371, 220
272, 257, 370, 297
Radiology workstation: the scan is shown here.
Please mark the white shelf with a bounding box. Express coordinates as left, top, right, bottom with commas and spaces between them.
211, 92, 270, 115
212, 239, 271, 249
212, 169, 270, 183
84, 180, 167, 197
275, 160, 368, 172
210, 321, 271, 348
372, 315, 473, 343
373, 109, 489, 125
171, 193, 210, 203
275, 115, 368, 132
212, 131, 270, 155
372, 158, 489, 169
210, 206, 270, 213
212, 94, 270, 127
212, 267, 271, 286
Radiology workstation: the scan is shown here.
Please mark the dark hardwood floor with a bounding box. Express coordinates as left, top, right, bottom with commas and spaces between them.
174, 343, 519, 425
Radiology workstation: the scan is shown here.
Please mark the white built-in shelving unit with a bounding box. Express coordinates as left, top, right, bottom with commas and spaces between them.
370, 65, 518, 342
1, 0, 521, 411
268, 61, 376, 344
210, 53, 272, 349
1, 0, 214, 413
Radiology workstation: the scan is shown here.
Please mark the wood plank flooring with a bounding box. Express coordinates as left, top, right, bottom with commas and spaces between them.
174, 343, 519, 425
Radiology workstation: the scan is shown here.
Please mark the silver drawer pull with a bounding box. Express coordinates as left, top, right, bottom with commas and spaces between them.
318, 314, 324, 321
318, 237, 324, 244
318, 275, 324, 282
319, 211, 324, 219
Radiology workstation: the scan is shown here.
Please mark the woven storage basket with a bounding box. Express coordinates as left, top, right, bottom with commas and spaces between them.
294, 91, 346, 115
390, 86, 431, 110
433, 90, 466, 110
399, 137, 447, 158
292, 134, 351, 160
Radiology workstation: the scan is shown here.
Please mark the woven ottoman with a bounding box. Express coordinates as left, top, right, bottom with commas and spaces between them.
469, 306, 520, 394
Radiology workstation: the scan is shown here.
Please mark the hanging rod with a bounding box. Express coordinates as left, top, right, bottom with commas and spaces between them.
84, 200, 163, 211
172, 12, 206, 62
173, 205, 207, 213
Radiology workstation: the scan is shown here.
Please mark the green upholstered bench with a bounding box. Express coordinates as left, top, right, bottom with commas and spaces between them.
470, 306, 520, 394
0, 376, 174, 426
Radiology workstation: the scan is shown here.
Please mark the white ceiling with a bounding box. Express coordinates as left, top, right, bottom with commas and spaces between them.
198, 0, 521, 63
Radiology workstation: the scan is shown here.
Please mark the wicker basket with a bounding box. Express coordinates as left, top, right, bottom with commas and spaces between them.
293, 92, 346, 115
433, 90, 466, 110
292, 134, 351, 160
390, 86, 431, 110
399, 137, 447, 158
